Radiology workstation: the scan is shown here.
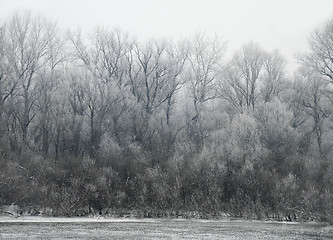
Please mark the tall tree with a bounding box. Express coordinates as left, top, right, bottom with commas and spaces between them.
33, 24, 64, 157
69, 28, 132, 156
0, 23, 17, 117
261, 50, 287, 102
4, 13, 58, 145
222, 42, 266, 112
186, 33, 226, 152
298, 70, 331, 158
300, 19, 333, 158
302, 19, 333, 82
126, 39, 188, 166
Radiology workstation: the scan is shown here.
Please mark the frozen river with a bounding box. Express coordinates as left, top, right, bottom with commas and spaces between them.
0, 217, 332, 239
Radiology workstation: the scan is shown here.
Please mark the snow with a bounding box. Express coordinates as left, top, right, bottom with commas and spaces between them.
0, 215, 158, 223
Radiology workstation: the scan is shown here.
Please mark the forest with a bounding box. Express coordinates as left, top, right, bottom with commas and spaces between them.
0, 12, 332, 222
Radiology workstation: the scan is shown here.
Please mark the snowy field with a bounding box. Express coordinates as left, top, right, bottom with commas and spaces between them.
0, 217, 332, 239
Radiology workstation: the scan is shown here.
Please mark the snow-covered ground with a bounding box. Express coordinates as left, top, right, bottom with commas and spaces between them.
0, 216, 332, 240
0, 215, 330, 226
0, 215, 159, 223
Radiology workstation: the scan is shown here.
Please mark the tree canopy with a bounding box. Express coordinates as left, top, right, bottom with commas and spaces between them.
0, 13, 332, 222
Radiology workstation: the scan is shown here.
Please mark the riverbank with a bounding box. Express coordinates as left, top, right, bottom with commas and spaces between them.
0, 213, 331, 226
1, 204, 331, 224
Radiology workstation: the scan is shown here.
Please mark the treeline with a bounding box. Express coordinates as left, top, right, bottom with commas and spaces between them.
0, 12, 332, 222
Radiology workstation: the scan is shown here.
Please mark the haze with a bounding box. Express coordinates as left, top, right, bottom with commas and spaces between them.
1, 0, 333, 70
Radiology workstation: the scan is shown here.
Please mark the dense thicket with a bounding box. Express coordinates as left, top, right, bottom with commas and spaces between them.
0, 13, 332, 222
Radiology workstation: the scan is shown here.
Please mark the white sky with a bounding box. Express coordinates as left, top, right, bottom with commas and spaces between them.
1, 0, 333, 71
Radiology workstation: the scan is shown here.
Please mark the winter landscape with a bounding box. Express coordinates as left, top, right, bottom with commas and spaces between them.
1, 0, 333, 239
0, 217, 332, 239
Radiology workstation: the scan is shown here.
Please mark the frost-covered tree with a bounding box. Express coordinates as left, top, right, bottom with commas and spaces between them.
4, 13, 59, 144
261, 50, 288, 102
185, 33, 226, 152
222, 42, 265, 112
302, 19, 333, 82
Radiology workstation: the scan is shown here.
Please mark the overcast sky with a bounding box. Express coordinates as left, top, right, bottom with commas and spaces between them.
1, 0, 333, 71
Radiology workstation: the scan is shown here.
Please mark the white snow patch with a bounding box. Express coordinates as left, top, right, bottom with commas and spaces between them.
0, 216, 158, 223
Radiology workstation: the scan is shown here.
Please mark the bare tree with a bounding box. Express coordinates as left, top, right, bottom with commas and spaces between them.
186, 33, 226, 152
299, 20, 333, 157
4, 13, 58, 144
69, 27, 129, 86
302, 19, 333, 82
188, 33, 226, 118
66, 70, 87, 157
128, 40, 173, 115
299, 70, 331, 157
0, 24, 17, 116
261, 50, 287, 102
222, 41, 266, 112
125, 39, 189, 166
163, 41, 188, 126
69, 28, 132, 156
34, 24, 65, 157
